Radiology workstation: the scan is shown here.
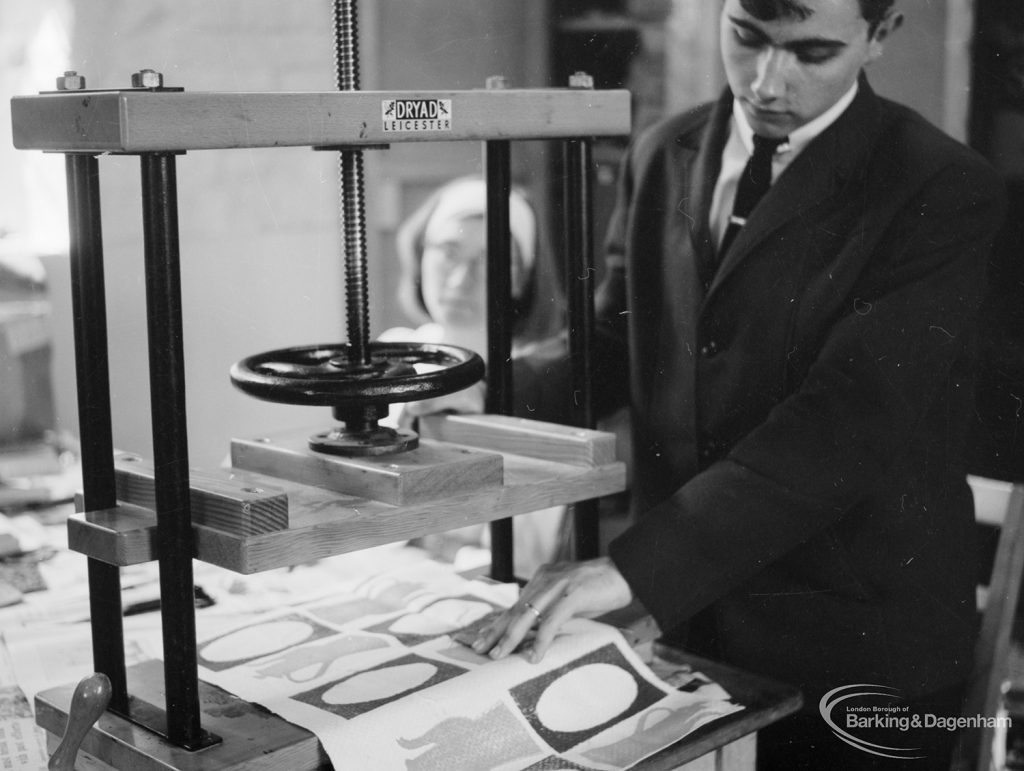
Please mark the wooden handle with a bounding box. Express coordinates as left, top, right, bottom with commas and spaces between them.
48, 673, 112, 771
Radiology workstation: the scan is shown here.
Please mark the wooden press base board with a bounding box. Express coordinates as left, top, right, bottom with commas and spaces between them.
35, 660, 328, 771
67, 415, 626, 574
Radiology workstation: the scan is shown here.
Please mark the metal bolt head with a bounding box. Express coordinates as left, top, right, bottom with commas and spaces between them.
131, 69, 163, 89
56, 71, 86, 91
485, 75, 509, 90
569, 71, 594, 89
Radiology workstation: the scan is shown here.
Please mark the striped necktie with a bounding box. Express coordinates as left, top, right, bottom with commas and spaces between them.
718, 133, 788, 258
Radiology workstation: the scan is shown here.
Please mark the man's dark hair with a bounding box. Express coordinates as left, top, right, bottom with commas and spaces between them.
738, 0, 896, 33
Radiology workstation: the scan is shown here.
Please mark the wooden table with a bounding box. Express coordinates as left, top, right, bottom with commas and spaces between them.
640, 645, 802, 770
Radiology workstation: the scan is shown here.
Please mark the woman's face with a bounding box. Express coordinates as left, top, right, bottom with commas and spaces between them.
420, 213, 526, 328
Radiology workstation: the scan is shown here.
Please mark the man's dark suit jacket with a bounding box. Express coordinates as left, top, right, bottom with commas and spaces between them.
517, 76, 1005, 705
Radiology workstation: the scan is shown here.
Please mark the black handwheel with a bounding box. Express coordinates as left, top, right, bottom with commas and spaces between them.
230, 341, 485, 456
230, 341, 484, 406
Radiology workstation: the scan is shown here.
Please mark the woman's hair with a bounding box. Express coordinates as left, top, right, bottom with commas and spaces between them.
394, 176, 565, 346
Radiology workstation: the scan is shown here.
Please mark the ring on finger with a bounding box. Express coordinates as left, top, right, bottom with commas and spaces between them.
523, 601, 543, 621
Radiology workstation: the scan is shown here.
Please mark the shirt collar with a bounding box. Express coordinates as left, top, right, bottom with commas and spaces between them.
732, 79, 859, 158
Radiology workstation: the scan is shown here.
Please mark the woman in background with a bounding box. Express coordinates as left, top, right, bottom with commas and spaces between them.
381, 176, 568, 575
388, 176, 564, 380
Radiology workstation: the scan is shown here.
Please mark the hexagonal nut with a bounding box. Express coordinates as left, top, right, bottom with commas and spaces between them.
131, 69, 163, 89
56, 71, 86, 91
485, 75, 509, 90
568, 72, 594, 90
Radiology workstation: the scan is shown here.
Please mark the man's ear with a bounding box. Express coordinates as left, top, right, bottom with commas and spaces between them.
867, 11, 903, 62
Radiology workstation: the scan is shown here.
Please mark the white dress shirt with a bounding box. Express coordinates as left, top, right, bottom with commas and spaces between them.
710, 81, 860, 250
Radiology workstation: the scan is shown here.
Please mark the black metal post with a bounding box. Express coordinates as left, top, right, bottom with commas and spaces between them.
139, 153, 203, 748
484, 139, 516, 582
65, 154, 130, 715
563, 138, 600, 560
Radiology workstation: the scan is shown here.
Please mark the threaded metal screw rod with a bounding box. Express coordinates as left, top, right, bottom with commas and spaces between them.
332, 0, 371, 366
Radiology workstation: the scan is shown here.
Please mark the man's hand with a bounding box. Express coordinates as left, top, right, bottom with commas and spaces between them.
473, 556, 632, 663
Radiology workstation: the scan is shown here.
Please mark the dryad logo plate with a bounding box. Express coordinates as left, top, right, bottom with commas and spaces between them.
381, 99, 452, 133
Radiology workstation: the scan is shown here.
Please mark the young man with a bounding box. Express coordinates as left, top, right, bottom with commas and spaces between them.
475, 0, 1006, 766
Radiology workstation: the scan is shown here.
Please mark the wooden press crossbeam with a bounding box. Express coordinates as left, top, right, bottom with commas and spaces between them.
11, 88, 631, 152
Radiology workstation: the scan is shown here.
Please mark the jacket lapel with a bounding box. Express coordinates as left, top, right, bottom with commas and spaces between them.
673, 93, 733, 294
708, 77, 884, 295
